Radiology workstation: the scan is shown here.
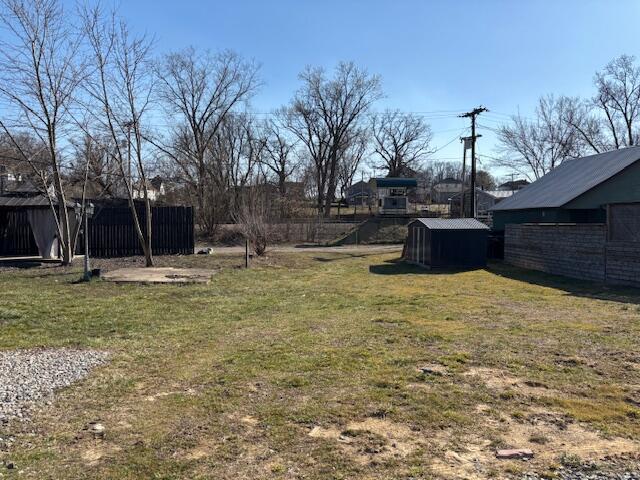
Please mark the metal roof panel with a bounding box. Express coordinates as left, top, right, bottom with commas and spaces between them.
491, 147, 640, 211
411, 218, 490, 230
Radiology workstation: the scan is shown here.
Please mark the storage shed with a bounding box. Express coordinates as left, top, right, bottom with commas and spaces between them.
404, 218, 490, 268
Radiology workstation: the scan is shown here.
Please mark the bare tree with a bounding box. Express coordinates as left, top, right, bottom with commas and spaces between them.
337, 130, 368, 216
82, 5, 156, 266
68, 132, 120, 198
593, 55, 640, 148
261, 118, 298, 198
284, 62, 382, 217
233, 180, 271, 256
210, 113, 263, 218
496, 95, 581, 180
0, 0, 85, 265
154, 48, 260, 235
564, 55, 640, 153
371, 110, 432, 176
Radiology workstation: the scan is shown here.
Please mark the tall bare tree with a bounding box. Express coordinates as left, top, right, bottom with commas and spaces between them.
371, 110, 432, 176
0, 0, 85, 265
564, 55, 640, 153
284, 62, 382, 217
336, 130, 368, 216
496, 95, 581, 180
82, 5, 156, 266
260, 118, 299, 199
154, 48, 260, 235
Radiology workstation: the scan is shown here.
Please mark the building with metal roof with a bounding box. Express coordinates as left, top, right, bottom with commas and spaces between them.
491, 147, 640, 231
404, 218, 489, 268
369, 177, 418, 215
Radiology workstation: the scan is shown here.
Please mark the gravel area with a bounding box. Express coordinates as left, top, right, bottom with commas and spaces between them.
0, 348, 109, 424
518, 460, 640, 480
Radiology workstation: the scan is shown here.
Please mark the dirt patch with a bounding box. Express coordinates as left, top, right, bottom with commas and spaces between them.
308, 417, 420, 464
81, 444, 122, 467
144, 388, 197, 402
463, 366, 559, 398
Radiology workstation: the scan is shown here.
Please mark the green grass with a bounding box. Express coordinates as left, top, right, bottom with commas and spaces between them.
0, 250, 639, 479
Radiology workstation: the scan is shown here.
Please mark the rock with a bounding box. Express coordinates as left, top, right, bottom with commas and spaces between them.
89, 422, 105, 438
418, 364, 448, 376
496, 448, 534, 460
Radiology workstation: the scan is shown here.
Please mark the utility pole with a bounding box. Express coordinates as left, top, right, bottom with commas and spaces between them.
459, 106, 488, 217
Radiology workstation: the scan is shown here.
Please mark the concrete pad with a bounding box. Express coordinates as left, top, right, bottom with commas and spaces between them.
102, 267, 215, 284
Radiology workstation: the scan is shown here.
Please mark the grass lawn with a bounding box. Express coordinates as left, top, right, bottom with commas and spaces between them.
0, 249, 639, 479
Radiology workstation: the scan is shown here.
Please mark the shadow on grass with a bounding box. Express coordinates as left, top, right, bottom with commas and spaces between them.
313, 252, 387, 262
487, 261, 640, 305
368, 257, 483, 275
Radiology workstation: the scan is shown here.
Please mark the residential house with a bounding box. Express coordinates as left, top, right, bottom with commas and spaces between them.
370, 177, 417, 215
431, 177, 462, 204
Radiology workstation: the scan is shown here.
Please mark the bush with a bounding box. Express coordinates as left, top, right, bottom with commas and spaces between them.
233, 198, 271, 256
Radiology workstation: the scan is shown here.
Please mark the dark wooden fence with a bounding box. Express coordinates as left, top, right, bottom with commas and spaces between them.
0, 205, 194, 257
0, 210, 39, 256
88, 205, 194, 257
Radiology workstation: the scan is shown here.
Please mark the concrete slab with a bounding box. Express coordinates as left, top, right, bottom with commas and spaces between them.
102, 267, 215, 284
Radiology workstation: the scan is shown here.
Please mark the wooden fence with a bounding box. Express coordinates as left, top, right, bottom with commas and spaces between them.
0, 210, 39, 256
88, 205, 194, 257
0, 205, 194, 258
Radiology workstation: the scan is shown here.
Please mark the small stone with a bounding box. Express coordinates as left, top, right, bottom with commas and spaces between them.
496, 448, 534, 460
5, 462, 14, 470
89, 422, 106, 438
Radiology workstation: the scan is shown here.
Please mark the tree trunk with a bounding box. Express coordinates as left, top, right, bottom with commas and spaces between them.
51, 156, 73, 265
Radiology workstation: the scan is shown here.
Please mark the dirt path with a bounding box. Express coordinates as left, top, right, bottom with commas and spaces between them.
197, 244, 403, 255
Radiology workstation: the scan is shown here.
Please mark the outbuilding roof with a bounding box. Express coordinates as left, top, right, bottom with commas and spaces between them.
0, 194, 74, 208
371, 177, 418, 188
491, 147, 640, 211
411, 218, 490, 230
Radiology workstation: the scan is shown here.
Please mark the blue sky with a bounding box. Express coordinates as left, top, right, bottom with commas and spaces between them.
47, 1, 640, 178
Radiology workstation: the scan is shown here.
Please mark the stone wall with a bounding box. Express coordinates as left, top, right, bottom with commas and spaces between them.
506, 223, 640, 287
216, 222, 356, 245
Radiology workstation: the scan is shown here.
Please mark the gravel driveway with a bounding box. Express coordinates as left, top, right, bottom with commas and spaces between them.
0, 348, 108, 424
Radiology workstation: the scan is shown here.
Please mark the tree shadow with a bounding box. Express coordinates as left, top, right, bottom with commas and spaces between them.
487, 262, 640, 305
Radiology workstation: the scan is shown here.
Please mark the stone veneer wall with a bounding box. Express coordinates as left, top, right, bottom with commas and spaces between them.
505, 223, 640, 288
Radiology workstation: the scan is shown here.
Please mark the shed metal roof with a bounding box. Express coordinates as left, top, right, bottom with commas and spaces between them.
0, 195, 74, 208
372, 177, 418, 188
411, 218, 490, 230
491, 147, 640, 211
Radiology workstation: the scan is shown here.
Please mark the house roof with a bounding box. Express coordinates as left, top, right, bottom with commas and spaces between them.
434, 177, 462, 185
498, 179, 529, 190
411, 218, 490, 230
450, 188, 515, 200
372, 177, 418, 188
491, 147, 640, 211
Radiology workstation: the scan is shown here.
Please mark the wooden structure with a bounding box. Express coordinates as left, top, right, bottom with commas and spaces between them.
0, 199, 194, 258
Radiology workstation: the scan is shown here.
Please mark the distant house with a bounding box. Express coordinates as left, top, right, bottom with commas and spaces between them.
0, 165, 26, 195
345, 180, 372, 206
491, 147, 640, 231
370, 177, 417, 215
450, 188, 516, 217
133, 176, 165, 201
431, 177, 462, 204
497, 179, 529, 191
